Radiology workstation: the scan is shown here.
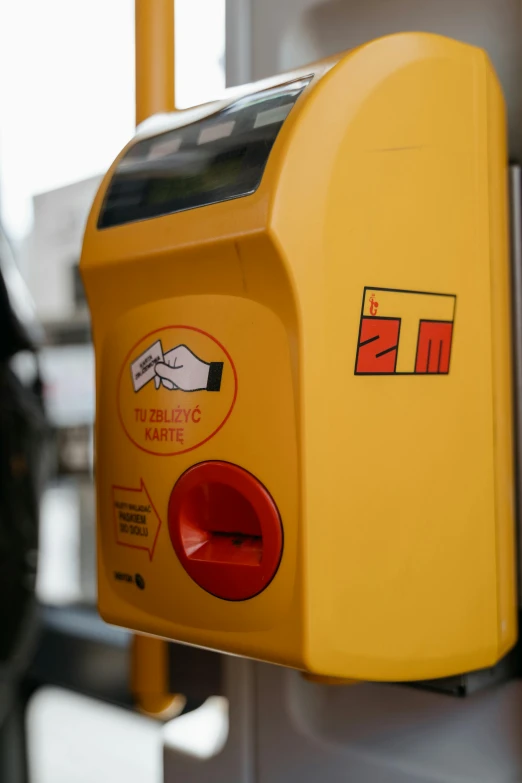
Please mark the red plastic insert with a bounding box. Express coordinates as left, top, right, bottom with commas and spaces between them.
168, 461, 283, 601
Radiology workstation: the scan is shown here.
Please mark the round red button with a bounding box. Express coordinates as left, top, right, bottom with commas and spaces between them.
168, 461, 283, 601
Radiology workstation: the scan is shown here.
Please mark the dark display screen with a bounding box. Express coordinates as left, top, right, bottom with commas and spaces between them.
98, 76, 312, 229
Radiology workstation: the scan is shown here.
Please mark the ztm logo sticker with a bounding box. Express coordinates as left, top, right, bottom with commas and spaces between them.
355, 287, 456, 375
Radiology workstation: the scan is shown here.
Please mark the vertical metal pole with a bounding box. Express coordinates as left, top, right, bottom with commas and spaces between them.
131, 634, 184, 719
226, 0, 252, 88
135, 0, 175, 126
0, 687, 30, 783
134, 1, 177, 725
509, 165, 522, 605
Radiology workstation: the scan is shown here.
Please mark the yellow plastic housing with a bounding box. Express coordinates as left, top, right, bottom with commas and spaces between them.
81, 33, 516, 681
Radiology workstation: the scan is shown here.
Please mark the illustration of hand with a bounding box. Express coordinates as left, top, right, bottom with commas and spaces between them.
154, 345, 223, 392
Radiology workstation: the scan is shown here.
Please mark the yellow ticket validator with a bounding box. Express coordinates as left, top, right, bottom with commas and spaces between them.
81, 33, 516, 681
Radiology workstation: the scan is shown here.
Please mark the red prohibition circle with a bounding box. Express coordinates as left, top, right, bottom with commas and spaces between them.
168, 461, 284, 601
117, 325, 238, 457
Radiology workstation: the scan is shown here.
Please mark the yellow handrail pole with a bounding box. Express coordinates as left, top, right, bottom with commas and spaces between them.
131, 634, 186, 718
132, 0, 179, 718
135, 0, 175, 126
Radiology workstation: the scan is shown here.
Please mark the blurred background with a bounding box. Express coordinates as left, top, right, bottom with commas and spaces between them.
0, 1, 225, 780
